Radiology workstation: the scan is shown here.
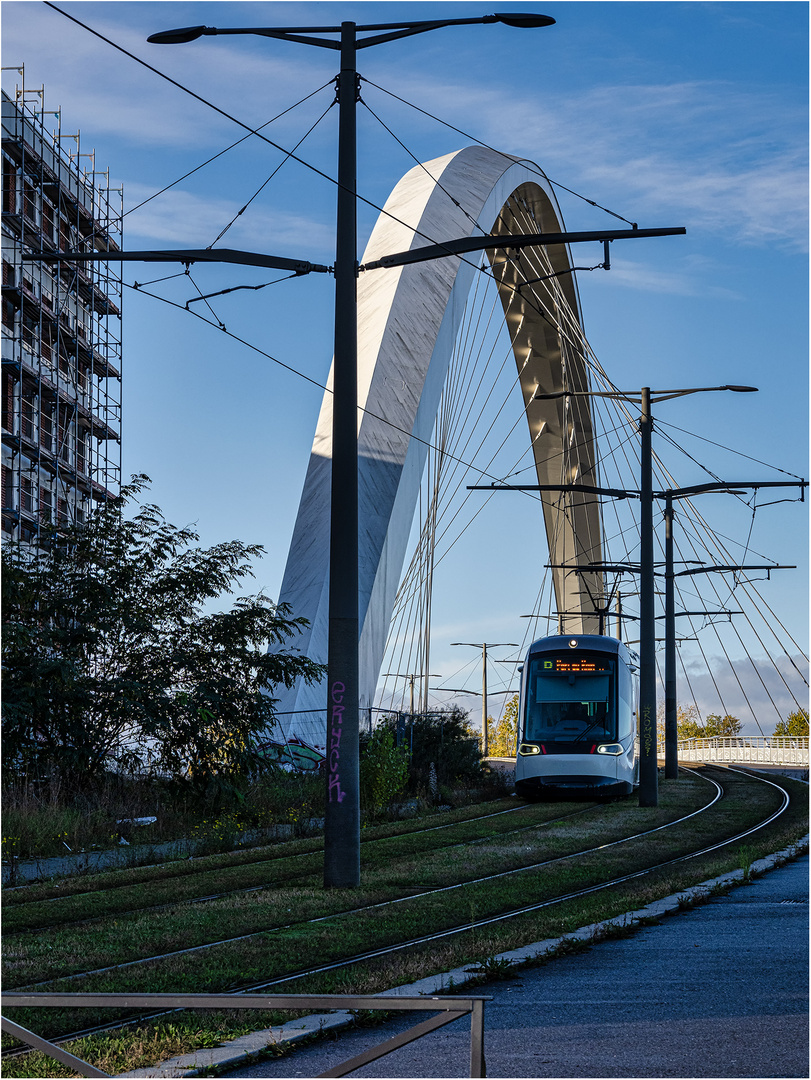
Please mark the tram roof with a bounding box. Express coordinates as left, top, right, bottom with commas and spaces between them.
526, 634, 638, 665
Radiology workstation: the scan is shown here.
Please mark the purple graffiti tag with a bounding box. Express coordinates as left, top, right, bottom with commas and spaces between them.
642, 706, 653, 755
328, 681, 347, 803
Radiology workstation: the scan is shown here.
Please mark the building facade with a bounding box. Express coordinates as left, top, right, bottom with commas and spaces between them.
2, 75, 122, 547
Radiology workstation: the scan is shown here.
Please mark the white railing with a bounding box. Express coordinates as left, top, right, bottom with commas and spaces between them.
678, 736, 809, 766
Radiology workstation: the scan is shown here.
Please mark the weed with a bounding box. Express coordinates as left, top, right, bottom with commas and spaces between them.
737, 844, 757, 882
552, 936, 592, 957
595, 919, 635, 941
464, 955, 517, 980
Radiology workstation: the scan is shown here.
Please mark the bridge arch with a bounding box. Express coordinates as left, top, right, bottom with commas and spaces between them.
275, 145, 604, 733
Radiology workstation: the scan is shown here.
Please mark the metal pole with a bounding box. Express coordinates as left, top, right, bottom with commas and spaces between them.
482, 644, 488, 757
324, 21, 360, 888
615, 591, 622, 641
638, 386, 658, 806
470, 998, 486, 1078
664, 492, 678, 779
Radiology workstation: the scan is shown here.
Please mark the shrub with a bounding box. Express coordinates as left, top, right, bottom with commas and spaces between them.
359, 728, 409, 816
378, 707, 484, 796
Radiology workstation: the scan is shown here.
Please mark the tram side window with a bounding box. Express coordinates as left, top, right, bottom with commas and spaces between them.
617, 663, 635, 740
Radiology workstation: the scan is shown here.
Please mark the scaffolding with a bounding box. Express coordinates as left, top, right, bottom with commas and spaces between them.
1, 67, 122, 547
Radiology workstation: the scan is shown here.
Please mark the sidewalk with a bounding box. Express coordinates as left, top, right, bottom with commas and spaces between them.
124, 841, 808, 1078
222, 851, 809, 1079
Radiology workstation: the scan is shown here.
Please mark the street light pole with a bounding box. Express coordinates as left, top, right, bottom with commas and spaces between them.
451, 642, 517, 757
474, 383, 765, 807
638, 387, 657, 804
324, 21, 361, 887
663, 491, 677, 780
147, 11, 562, 889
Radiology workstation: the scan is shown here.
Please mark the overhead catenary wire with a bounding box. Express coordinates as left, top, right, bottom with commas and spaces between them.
122, 81, 336, 222
51, 1, 804, 732
361, 77, 638, 228
206, 98, 336, 249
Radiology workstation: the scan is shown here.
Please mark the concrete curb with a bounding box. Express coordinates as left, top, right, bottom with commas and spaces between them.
120, 834, 809, 1078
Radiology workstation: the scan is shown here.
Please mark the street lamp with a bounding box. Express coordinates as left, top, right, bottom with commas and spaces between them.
451, 642, 518, 756
381, 673, 441, 717
149, 13, 555, 889
531, 384, 758, 806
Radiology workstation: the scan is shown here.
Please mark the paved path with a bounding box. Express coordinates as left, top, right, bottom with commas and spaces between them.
226, 854, 808, 1079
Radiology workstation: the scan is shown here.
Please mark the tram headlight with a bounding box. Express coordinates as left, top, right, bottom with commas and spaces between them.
518, 743, 541, 755
596, 743, 623, 755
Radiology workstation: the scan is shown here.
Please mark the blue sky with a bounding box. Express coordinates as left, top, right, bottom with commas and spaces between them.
3, 1, 807, 732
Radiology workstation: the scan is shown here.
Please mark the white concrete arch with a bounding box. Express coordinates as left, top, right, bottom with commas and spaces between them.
275, 145, 603, 733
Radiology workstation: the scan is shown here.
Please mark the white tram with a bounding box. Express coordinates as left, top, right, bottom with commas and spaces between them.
515, 635, 639, 800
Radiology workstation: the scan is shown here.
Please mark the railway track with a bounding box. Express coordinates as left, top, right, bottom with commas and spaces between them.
4, 801, 599, 935
1, 766, 799, 1064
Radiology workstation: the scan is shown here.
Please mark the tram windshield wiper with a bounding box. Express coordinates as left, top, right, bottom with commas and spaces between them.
573, 717, 605, 742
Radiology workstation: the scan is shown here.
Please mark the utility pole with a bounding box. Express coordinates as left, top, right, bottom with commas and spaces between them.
381, 673, 441, 717
467, 380, 808, 807
654, 479, 805, 778
451, 642, 517, 756
33, 13, 688, 888
637, 389, 656, 803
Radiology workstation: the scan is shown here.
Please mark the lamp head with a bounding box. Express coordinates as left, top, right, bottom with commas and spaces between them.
723, 385, 758, 392
147, 26, 210, 44
492, 12, 556, 27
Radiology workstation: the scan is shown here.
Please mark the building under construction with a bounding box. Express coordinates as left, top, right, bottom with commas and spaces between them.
1, 71, 122, 546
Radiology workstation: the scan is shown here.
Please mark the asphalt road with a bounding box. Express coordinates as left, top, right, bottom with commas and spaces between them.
225, 853, 809, 1079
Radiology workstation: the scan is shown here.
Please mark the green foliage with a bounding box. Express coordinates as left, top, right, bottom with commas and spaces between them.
673, 704, 742, 741
487, 694, 518, 757
1, 476, 323, 798
359, 728, 409, 815
704, 714, 743, 737
378, 706, 484, 795
773, 709, 809, 737
672, 704, 704, 741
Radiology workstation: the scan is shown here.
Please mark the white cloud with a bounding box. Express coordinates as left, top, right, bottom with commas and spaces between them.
593, 258, 741, 299
679, 651, 809, 736
1, 3, 334, 150
373, 75, 808, 252
123, 183, 333, 256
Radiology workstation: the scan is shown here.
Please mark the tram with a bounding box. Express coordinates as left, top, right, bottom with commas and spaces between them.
515, 634, 639, 800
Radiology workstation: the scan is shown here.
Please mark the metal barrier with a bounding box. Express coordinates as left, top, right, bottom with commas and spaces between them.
1, 991, 489, 1078
678, 736, 809, 766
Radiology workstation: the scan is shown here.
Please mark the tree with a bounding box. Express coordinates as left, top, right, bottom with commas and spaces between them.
667, 704, 742, 741
704, 714, 743, 737
672, 704, 705, 741
773, 709, 809, 737
2, 476, 323, 797
487, 694, 519, 757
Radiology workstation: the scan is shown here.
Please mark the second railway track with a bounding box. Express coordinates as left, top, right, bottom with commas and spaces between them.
2, 766, 805, 1063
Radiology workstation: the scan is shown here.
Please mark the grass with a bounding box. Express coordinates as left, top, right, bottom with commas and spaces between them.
2, 768, 328, 864
2, 798, 574, 931
1, 768, 807, 1077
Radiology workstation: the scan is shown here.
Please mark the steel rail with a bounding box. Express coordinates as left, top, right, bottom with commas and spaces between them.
7, 774, 724, 993
6, 802, 585, 935
3, 768, 790, 1058
7, 800, 536, 905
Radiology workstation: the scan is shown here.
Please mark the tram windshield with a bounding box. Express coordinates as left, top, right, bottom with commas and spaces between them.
524, 657, 616, 743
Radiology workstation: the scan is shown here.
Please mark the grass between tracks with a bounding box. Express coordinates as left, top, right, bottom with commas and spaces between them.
2, 768, 807, 1077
